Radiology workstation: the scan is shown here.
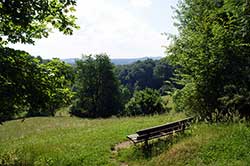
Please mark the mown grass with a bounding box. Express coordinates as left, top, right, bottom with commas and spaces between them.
0, 112, 185, 166
118, 121, 250, 166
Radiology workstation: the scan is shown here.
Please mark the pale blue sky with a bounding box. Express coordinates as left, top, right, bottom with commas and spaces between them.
10, 0, 179, 59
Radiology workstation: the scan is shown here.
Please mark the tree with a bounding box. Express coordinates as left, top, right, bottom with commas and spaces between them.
0, 48, 74, 122
0, 0, 78, 123
168, 0, 250, 119
0, 48, 34, 122
34, 58, 74, 116
0, 0, 78, 45
124, 88, 166, 116
70, 54, 122, 118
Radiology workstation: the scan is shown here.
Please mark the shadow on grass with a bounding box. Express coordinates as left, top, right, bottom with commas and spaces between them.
118, 131, 192, 162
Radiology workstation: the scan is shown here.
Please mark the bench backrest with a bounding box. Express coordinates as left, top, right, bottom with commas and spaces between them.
136, 117, 194, 140
127, 117, 194, 143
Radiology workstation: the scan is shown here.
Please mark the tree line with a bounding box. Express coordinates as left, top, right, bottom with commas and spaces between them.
1, 50, 172, 122
115, 58, 177, 95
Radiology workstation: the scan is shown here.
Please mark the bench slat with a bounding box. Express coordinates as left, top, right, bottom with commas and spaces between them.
136, 125, 184, 140
127, 117, 194, 144
136, 117, 193, 135
131, 128, 185, 143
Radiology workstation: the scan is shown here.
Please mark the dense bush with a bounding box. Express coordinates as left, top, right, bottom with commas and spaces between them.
124, 88, 166, 116
172, 83, 206, 116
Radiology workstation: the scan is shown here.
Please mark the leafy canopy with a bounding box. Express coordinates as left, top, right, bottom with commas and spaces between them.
70, 54, 122, 118
0, 0, 79, 44
168, 0, 250, 119
115, 59, 175, 94
0, 48, 74, 122
0, 0, 78, 123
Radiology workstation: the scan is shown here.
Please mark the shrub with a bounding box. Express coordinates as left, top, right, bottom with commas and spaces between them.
172, 83, 209, 119
124, 88, 166, 116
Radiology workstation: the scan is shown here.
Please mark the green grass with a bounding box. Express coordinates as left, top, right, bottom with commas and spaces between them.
1, 112, 250, 166
0, 113, 185, 166
117, 122, 250, 166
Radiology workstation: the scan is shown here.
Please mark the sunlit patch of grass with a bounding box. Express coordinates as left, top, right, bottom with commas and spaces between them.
3, 111, 249, 166
147, 124, 221, 166
197, 124, 250, 166
0, 113, 186, 165
119, 122, 250, 166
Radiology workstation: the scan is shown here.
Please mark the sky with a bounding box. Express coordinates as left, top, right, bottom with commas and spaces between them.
9, 0, 179, 59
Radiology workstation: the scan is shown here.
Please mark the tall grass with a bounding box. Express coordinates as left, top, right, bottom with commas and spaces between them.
118, 122, 250, 166
0, 113, 185, 165
2, 110, 250, 166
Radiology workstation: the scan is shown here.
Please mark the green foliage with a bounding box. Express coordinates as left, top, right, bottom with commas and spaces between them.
125, 88, 167, 116
0, 47, 42, 121
0, 0, 78, 122
71, 54, 122, 118
172, 83, 203, 115
168, 0, 250, 119
119, 85, 132, 110
36, 58, 75, 116
0, 47, 74, 122
115, 59, 176, 95
0, 0, 79, 45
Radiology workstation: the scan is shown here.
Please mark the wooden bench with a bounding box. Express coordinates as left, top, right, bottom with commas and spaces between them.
127, 117, 194, 145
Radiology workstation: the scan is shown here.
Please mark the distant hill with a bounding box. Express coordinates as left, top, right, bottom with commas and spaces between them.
61, 58, 77, 65
111, 57, 162, 65
62, 57, 162, 65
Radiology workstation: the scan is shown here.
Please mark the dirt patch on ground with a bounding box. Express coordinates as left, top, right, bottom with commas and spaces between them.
114, 141, 132, 151
120, 163, 129, 166
111, 141, 132, 166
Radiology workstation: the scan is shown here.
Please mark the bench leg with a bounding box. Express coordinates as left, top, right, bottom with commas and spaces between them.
142, 139, 150, 155
181, 124, 186, 134
145, 139, 149, 148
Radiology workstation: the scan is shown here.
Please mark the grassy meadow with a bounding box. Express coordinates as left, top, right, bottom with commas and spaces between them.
1, 111, 250, 166
0, 112, 185, 165
118, 122, 250, 166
